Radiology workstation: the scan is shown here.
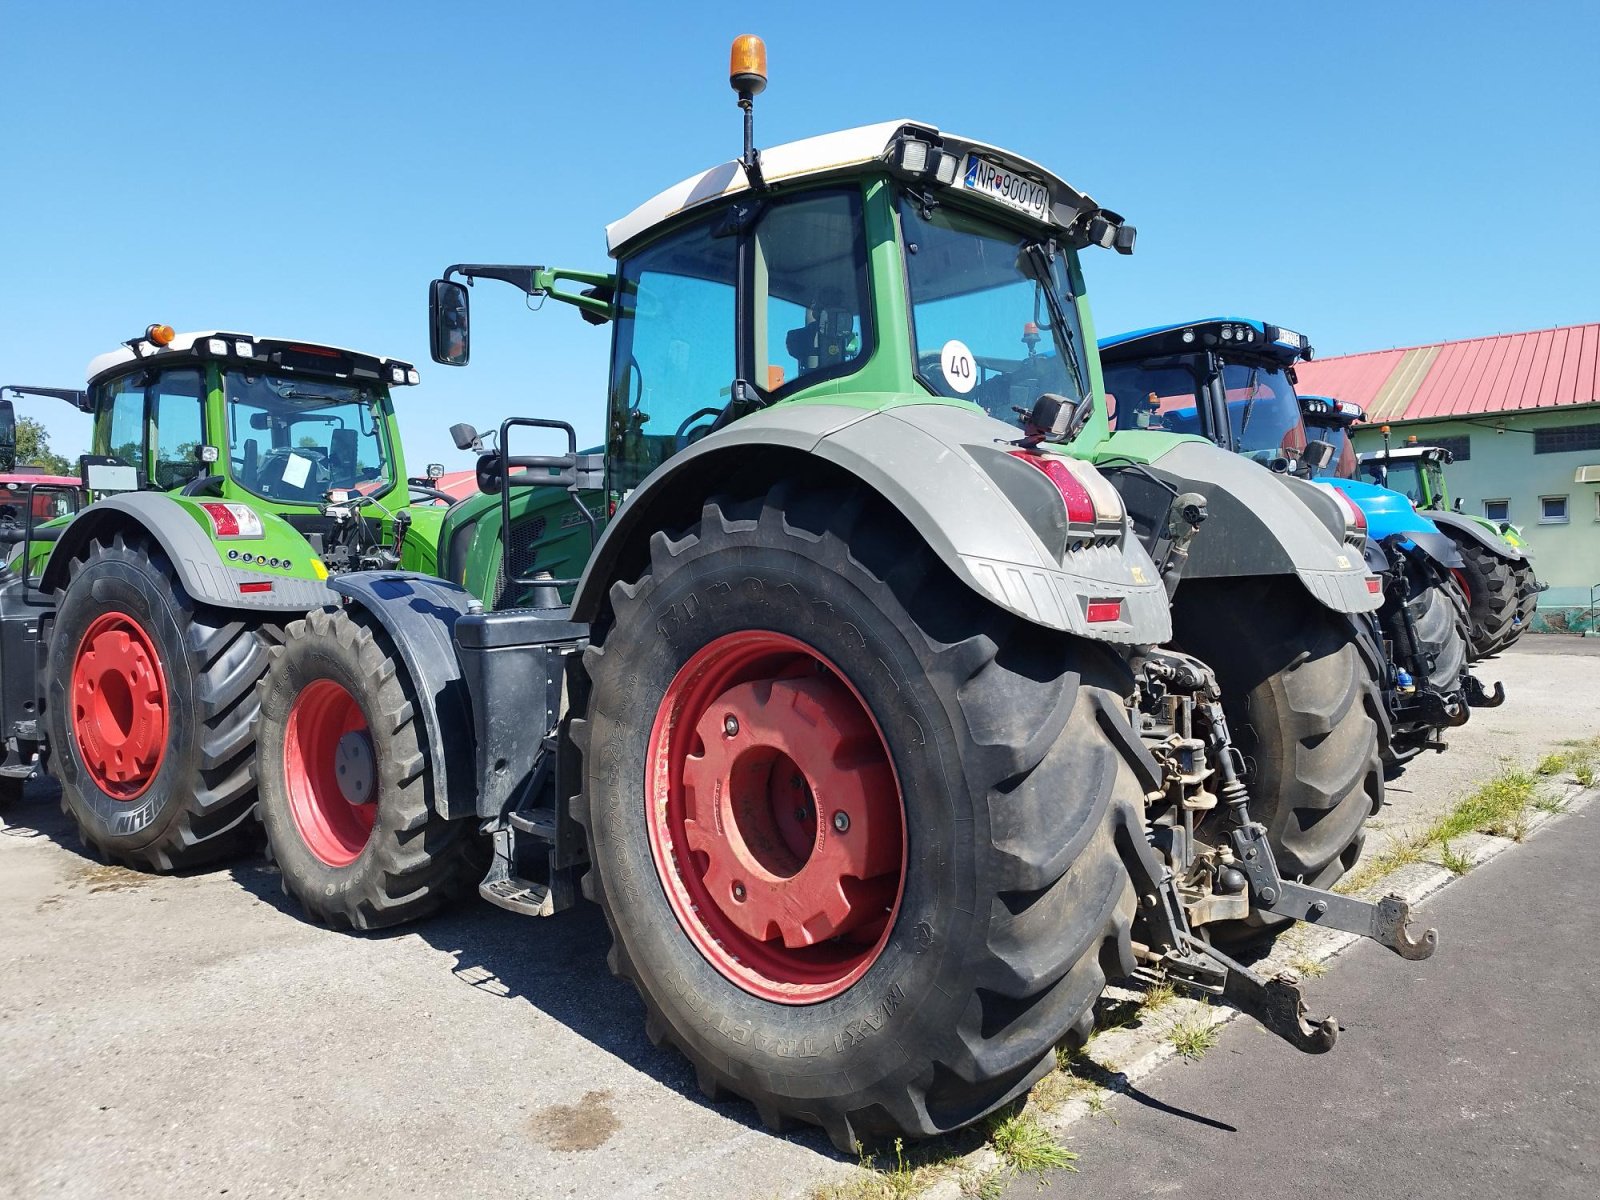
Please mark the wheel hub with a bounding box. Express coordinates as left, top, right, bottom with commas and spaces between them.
70, 612, 169, 800
282, 679, 377, 867
647, 631, 906, 1003
334, 730, 376, 806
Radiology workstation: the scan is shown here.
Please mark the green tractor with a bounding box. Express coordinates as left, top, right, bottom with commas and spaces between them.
0, 328, 570, 860
1356, 433, 1540, 656
251, 39, 1432, 1150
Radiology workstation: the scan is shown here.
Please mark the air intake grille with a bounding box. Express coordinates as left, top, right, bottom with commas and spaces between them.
493, 514, 548, 609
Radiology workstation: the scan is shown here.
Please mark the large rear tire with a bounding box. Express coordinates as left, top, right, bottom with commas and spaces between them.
1511, 563, 1540, 647
1173, 579, 1383, 896
255, 606, 486, 929
47, 534, 268, 871
573, 483, 1145, 1151
1452, 540, 1517, 659
1406, 558, 1469, 696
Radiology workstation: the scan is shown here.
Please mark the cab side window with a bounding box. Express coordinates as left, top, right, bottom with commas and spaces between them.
151, 369, 205, 490
753, 189, 872, 395
104, 375, 147, 475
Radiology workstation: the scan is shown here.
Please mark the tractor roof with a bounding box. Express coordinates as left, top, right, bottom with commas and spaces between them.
605, 119, 1122, 256
1299, 394, 1366, 425
1358, 445, 1451, 464
87, 331, 419, 389
1099, 318, 1312, 364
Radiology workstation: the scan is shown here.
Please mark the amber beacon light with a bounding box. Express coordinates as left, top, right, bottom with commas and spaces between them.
729, 34, 767, 97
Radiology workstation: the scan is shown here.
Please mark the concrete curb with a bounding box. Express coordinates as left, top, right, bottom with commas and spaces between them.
865, 780, 1600, 1200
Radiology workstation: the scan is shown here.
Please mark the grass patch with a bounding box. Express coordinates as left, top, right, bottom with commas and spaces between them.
1140, 980, 1177, 1011
989, 1112, 1078, 1176
1170, 1018, 1219, 1061
1289, 954, 1328, 979
1438, 842, 1473, 875
1339, 760, 1574, 896
811, 1138, 967, 1200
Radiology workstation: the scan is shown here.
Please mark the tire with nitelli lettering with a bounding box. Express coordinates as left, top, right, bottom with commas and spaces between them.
571, 483, 1145, 1152
46, 533, 268, 871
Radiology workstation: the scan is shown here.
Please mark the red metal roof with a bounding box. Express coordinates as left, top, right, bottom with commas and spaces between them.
1294, 322, 1600, 423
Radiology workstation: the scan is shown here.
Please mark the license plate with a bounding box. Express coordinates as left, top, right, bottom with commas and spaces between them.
961, 154, 1050, 221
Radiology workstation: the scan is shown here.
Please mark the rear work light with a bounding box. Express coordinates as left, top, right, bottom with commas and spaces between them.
199, 502, 265, 539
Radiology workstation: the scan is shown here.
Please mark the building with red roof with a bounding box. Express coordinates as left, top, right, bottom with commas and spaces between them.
1296, 322, 1600, 625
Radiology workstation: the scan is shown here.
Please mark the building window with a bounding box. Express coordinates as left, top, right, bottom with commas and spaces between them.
1431, 434, 1471, 462
1533, 424, 1600, 454
1484, 498, 1510, 522
1539, 495, 1569, 524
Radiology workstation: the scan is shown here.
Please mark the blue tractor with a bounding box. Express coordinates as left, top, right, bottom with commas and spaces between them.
1098, 318, 1502, 774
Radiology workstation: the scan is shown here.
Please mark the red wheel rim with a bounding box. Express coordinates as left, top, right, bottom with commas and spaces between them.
646, 631, 907, 1004
282, 679, 377, 867
70, 611, 170, 800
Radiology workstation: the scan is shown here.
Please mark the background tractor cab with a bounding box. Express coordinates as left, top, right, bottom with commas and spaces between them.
1297, 394, 1364, 479
0, 393, 85, 549
1358, 432, 1539, 656
1098, 318, 1502, 768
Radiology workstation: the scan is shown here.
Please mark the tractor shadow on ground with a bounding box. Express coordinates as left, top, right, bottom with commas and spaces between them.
227, 853, 846, 1161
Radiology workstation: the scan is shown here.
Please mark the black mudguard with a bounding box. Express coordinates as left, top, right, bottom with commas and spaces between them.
329, 572, 480, 821
1426, 509, 1528, 564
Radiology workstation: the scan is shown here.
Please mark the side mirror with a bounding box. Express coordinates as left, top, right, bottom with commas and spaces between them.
0, 398, 15, 472
429, 279, 471, 366
449, 422, 482, 451
1301, 439, 1336, 475
80, 453, 140, 494
249, 412, 272, 431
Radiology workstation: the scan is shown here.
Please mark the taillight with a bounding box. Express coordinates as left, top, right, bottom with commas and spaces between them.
199, 502, 265, 539
1085, 599, 1124, 623
1329, 486, 1368, 536
1008, 451, 1094, 524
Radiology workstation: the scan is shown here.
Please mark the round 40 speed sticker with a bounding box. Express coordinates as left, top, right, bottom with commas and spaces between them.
940, 339, 976, 394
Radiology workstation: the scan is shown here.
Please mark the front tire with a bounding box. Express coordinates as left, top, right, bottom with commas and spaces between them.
255, 606, 486, 929
47, 534, 268, 871
573, 484, 1145, 1150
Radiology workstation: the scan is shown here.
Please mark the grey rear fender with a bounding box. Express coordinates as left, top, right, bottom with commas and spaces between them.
1119, 441, 1382, 615
39, 492, 339, 614
572, 401, 1172, 644
1425, 509, 1528, 564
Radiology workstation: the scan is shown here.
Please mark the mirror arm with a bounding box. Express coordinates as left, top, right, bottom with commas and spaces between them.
3, 384, 91, 413
444, 264, 615, 322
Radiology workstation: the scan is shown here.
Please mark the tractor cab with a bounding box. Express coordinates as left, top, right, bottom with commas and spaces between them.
1357, 442, 1454, 511
430, 121, 1136, 495
1296, 394, 1365, 479
1098, 318, 1315, 471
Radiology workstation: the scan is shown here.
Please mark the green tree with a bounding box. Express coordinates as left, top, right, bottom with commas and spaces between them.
14, 416, 74, 476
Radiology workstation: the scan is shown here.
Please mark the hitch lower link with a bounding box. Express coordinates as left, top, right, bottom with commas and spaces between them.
1127, 665, 1437, 1054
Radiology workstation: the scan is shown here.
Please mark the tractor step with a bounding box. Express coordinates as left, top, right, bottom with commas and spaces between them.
479, 873, 557, 917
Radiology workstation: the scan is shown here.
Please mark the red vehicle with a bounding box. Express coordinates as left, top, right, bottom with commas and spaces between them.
1, 468, 82, 524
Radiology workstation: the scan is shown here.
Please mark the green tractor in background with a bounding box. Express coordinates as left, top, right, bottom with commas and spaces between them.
247, 39, 1435, 1151
0, 327, 573, 861
1355, 434, 1539, 655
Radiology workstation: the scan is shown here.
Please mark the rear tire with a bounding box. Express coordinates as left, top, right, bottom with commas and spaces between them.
47, 534, 267, 871
1173, 578, 1383, 897
573, 483, 1145, 1150
1453, 540, 1517, 659
255, 606, 486, 930
1405, 558, 1468, 696
1511, 563, 1540, 646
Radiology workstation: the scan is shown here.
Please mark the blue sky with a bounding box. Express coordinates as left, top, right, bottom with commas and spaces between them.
4, 1, 1596, 471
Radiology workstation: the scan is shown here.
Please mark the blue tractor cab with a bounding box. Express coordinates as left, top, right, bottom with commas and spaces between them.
1100, 318, 1503, 771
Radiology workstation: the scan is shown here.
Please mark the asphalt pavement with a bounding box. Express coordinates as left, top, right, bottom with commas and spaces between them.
1002, 799, 1600, 1200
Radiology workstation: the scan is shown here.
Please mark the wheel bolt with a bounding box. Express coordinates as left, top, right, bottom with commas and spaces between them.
832, 811, 850, 833
732, 882, 746, 902
723, 715, 739, 737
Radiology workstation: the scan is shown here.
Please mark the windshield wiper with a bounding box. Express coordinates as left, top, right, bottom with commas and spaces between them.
1236, 366, 1261, 439
1026, 243, 1087, 398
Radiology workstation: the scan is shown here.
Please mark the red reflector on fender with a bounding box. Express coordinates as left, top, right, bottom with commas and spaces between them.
1365, 577, 1382, 594
239, 582, 273, 594
1086, 600, 1123, 623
